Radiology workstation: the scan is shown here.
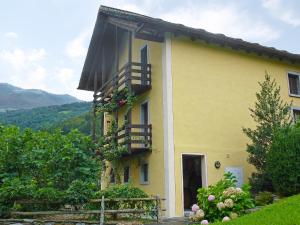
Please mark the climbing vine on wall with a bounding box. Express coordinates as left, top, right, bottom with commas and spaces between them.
95, 88, 136, 162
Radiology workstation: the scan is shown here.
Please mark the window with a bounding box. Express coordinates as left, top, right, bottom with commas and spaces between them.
292, 109, 300, 122
110, 168, 115, 184
140, 101, 149, 126
124, 166, 130, 183
288, 73, 300, 96
140, 162, 149, 184
140, 101, 149, 147
140, 45, 148, 85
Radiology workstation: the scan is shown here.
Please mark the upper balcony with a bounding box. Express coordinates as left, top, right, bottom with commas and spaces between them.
94, 62, 151, 104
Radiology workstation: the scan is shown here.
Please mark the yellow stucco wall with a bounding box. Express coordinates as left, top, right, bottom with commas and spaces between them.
171, 36, 300, 215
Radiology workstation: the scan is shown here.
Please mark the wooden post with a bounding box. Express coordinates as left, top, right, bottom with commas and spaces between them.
113, 26, 119, 144
126, 31, 133, 154
92, 72, 98, 142
100, 196, 105, 225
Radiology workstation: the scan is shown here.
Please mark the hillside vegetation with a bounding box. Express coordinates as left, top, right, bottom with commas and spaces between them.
0, 102, 92, 134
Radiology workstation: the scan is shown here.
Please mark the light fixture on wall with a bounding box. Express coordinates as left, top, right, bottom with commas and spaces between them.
214, 161, 221, 169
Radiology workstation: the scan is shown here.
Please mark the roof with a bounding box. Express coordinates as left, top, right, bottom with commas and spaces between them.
78, 5, 300, 91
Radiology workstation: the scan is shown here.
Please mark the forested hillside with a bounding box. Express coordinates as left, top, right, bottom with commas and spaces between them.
0, 102, 92, 133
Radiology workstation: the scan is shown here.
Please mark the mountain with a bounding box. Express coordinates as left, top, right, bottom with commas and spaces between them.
0, 102, 92, 133
0, 83, 81, 111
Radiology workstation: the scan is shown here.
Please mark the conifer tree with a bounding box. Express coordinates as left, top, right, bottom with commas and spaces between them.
243, 73, 291, 187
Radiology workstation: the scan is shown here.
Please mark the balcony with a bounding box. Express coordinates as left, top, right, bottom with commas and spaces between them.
94, 62, 151, 104
106, 124, 152, 155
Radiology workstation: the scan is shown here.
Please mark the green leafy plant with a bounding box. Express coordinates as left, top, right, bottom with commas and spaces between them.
193, 173, 254, 223
92, 185, 155, 218
98, 120, 128, 162
267, 123, 300, 196
95, 88, 140, 184
0, 125, 101, 215
242, 73, 291, 193
64, 180, 96, 206
255, 191, 273, 206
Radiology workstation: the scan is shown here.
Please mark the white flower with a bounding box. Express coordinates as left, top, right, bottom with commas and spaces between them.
195, 209, 205, 219
236, 187, 243, 194
217, 202, 225, 210
201, 219, 209, 224
208, 194, 215, 201
224, 199, 234, 208
189, 212, 196, 221
222, 216, 231, 222
191, 204, 200, 212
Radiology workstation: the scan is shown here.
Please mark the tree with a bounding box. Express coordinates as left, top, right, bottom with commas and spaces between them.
267, 123, 300, 196
0, 125, 101, 215
243, 73, 291, 191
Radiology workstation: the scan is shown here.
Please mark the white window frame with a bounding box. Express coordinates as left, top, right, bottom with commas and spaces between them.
140, 100, 150, 148
140, 161, 149, 185
140, 99, 150, 124
180, 153, 207, 216
291, 106, 300, 123
287, 71, 300, 98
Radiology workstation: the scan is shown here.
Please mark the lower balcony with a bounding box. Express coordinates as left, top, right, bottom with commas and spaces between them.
103, 124, 152, 156
117, 124, 152, 155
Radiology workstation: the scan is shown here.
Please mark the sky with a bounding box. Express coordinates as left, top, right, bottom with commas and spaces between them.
0, 0, 300, 101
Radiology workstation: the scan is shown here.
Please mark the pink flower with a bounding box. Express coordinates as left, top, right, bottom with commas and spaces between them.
222, 216, 231, 222
201, 219, 209, 224
191, 204, 200, 212
208, 195, 215, 201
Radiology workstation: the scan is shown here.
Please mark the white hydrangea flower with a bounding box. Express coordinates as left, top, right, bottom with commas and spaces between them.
217, 202, 225, 210
224, 198, 234, 208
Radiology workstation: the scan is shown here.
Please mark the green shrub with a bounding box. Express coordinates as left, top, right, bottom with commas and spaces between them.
255, 192, 273, 206
0, 125, 101, 216
34, 187, 64, 202
96, 184, 148, 199
192, 173, 254, 223
0, 178, 37, 201
267, 124, 300, 196
64, 180, 96, 206
93, 185, 155, 217
249, 172, 274, 194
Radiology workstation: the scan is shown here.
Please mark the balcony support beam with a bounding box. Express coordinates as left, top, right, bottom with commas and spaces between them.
126, 30, 133, 154
114, 25, 119, 131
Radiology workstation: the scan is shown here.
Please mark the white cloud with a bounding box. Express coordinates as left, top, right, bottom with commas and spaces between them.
161, 3, 280, 43
0, 46, 49, 92
55, 68, 74, 84
262, 0, 300, 27
0, 48, 46, 70
28, 48, 46, 62
4, 32, 18, 39
65, 31, 90, 59
0, 49, 26, 70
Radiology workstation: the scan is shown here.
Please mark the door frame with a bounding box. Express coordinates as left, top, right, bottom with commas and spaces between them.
180, 153, 208, 215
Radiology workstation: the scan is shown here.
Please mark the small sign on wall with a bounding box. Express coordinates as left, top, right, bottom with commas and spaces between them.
225, 167, 244, 187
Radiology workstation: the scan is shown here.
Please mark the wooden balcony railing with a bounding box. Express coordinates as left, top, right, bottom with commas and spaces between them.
105, 124, 152, 155
94, 62, 151, 104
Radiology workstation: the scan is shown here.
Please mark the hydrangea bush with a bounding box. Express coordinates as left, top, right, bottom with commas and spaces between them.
189, 173, 254, 223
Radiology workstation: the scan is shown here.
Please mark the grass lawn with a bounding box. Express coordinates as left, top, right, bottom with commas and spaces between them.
213, 194, 300, 225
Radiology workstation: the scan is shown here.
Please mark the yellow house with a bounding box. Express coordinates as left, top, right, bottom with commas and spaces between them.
78, 6, 300, 217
